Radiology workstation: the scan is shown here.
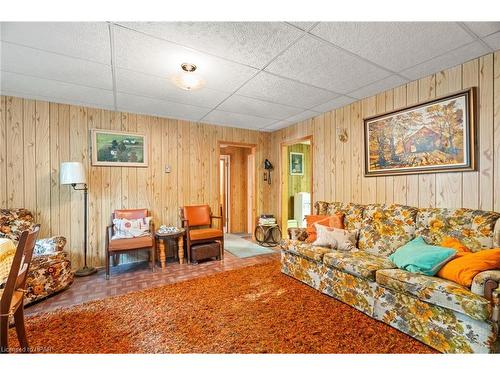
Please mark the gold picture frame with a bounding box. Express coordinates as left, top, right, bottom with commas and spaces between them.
363, 87, 476, 177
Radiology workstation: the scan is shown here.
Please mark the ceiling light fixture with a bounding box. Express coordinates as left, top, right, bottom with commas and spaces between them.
172, 63, 205, 91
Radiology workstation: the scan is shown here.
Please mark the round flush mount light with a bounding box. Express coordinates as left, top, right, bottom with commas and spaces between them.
172, 62, 205, 91
181, 63, 197, 72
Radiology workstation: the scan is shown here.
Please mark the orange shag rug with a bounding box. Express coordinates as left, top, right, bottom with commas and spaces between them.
11, 261, 435, 353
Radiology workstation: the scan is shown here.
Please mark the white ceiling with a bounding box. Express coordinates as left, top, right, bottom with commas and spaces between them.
1, 21, 499, 131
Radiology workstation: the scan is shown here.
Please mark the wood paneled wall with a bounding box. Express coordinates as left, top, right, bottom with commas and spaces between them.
287, 143, 311, 219
0, 96, 270, 268
220, 145, 253, 233
267, 52, 500, 226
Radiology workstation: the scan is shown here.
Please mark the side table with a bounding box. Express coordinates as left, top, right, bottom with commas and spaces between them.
155, 229, 186, 270
254, 224, 282, 247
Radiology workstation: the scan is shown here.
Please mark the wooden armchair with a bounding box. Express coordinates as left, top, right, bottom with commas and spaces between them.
105, 209, 155, 280
179, 205, 224, 263
1, 225, 40, 353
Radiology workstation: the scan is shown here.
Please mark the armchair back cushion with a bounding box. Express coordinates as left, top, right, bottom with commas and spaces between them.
113, 209, 148, 220
183, 205, 211, 227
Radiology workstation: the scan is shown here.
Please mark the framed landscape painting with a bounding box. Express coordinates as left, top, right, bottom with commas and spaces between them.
91, 129, 148, 167
290, 152, 304, 175
364, 88, 476, 177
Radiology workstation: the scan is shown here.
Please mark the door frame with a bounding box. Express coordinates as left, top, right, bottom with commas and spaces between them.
219, 154, 231, 233
217, 141, 258, 235
279, 135, 314, 233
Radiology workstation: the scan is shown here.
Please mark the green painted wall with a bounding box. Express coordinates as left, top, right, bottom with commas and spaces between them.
287, 143, 311, 219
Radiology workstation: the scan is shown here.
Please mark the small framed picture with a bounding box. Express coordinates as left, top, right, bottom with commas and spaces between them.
91, 129, 148, 167
290, 152, 304, 176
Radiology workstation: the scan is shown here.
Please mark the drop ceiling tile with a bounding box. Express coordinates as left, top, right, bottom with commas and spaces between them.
310, 22, 474, 72
113, 26, 258, 93
202, 110, 275, 129
0, 71, 114, 108
483, 31, 500, 50
116, 92, 210, 121
348, 75, 408, 100
464, 22, 500, 37
282, 110, 320, 124
115, 68, 230, 108
312, 95, 357, 113
218, 95, 304, 120
287, 22, 317, 31
1, 42, 112, 90
118, 22, 303, 69
400, 41, 490, 80
264, 35, 391, 93
236, 71, 339, 109
0, 22, 111, 64
263, 120, 294, 131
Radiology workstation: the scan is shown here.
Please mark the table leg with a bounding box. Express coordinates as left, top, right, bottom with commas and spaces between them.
159, 240, 166, 270
178, 236, 184, 264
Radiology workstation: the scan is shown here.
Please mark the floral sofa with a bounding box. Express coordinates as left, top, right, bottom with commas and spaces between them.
281, 201, 500, 353
0, 208, 74, 304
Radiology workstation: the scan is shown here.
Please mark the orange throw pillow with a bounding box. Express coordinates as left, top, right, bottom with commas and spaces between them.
305, 214, 344, 243
441, 237, 471, 257
437, 249, 500, 287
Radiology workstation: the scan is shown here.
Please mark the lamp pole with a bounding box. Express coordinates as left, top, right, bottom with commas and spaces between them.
72, 183, 96, 277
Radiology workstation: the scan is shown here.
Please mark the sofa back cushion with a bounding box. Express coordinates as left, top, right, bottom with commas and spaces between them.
415, 208, 500, 251
0, 208, 35, 243
358, 204, 418, 257
313, 201, 365, 232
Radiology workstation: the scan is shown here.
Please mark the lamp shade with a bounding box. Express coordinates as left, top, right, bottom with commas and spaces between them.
60, 162, 87, 185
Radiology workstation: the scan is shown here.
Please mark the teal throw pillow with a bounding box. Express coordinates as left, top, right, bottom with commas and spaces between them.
389, 236, 456, 276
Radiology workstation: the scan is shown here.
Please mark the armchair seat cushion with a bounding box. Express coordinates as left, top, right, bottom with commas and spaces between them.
108, 235, 153, 251
189, 228, 223, 241
323, 251, 396, 281
376, 268, 491, 321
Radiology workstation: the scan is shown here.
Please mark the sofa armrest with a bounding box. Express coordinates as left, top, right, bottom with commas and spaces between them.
34, 236, 67, 256
471, 270, 500, 300
287, 227, 308, 241
31, 251, 70, 269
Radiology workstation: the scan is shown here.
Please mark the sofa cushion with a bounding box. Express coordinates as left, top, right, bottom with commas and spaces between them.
376, 268, 491, 321
314, 201, 365, 232
0, 208, 35, 242
282, 239, 334, 262
358, 204, 418, 256
416, 208, 500, 251
323, 251, 396, 281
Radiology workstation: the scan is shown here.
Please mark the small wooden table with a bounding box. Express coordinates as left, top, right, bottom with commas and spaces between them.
155, 229, 186, 270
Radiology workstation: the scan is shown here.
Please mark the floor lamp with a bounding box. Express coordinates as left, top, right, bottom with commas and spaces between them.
60, 162, 97, 277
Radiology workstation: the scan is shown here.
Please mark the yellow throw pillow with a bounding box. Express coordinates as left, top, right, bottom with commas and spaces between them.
437, 249, 500, 287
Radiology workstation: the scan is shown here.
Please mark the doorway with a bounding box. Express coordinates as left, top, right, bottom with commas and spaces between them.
280, 136, 313, 232
219, 142, 256, 235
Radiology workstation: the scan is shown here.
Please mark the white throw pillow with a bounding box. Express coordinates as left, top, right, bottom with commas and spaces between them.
112, 217, 152, 239
313, 224, 357, 251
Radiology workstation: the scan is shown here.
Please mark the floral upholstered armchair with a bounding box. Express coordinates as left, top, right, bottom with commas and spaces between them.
0, 208, 74, 304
